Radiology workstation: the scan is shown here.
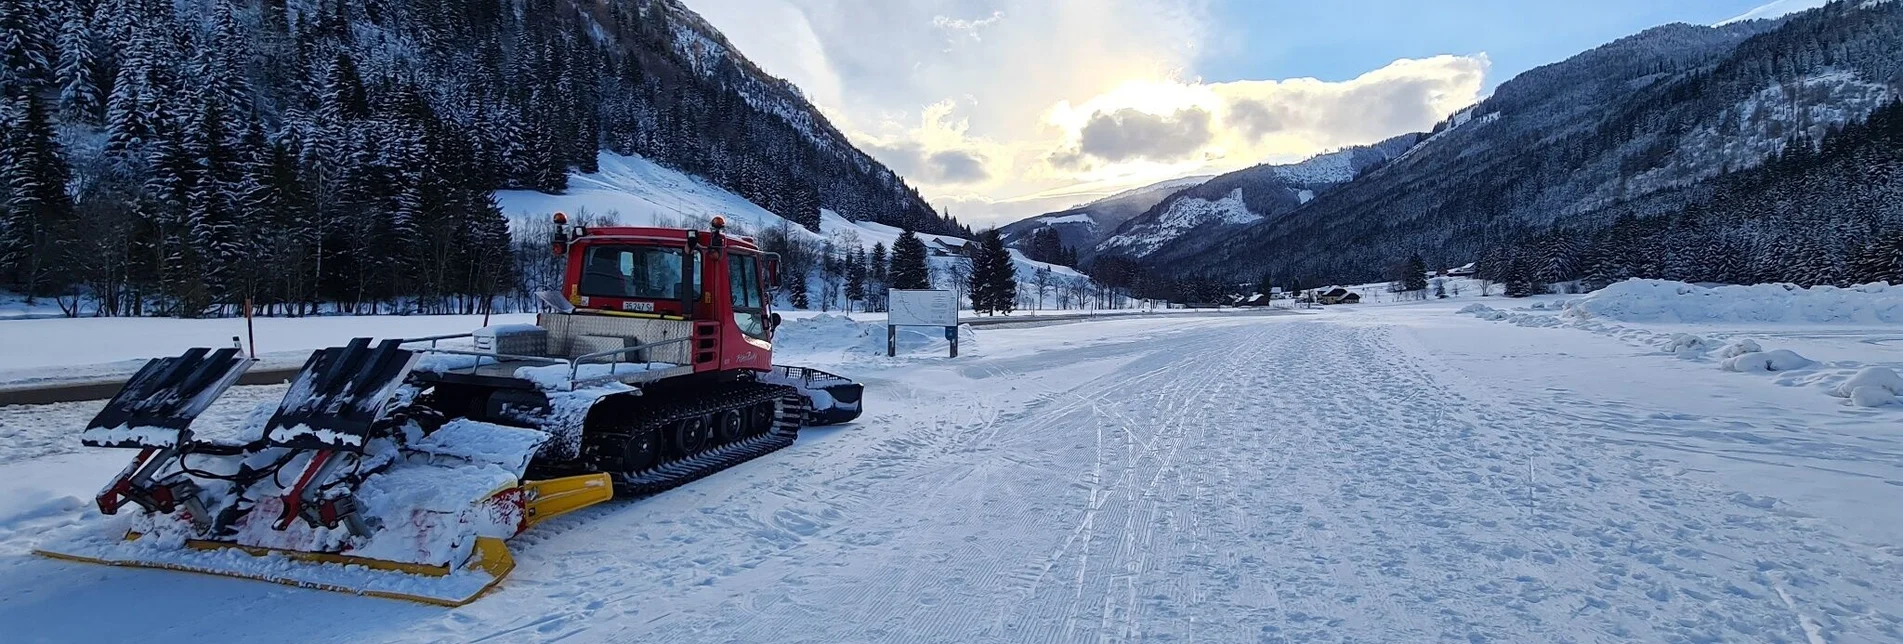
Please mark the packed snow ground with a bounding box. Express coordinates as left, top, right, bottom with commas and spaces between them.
2, 299, 1901, 642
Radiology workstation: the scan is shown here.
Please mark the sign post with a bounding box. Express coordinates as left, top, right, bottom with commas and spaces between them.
887, 289, 959, 357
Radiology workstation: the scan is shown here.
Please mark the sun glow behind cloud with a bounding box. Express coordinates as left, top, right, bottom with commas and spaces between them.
682, 0, 1487, 225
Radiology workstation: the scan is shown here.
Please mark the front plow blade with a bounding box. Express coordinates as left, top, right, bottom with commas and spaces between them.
34, 534, 516, 607
524, 474, 614, 527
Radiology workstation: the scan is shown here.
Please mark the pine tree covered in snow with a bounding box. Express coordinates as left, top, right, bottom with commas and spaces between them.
967, 229, 1017, 315
0, 93, 79, 302
890, 230, 930, 291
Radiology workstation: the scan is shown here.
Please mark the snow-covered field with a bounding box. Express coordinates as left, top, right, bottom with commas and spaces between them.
2, 285, 1900, 642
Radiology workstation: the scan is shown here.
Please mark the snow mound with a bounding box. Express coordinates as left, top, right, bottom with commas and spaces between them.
1567, 279, 1903, 324
1721, 349, 1816, 373
1828, 367, 1903, 407
1661, 333, 1710, 358
1718, 339, 1762, 359
773, 314, 978, 360
773, 314, 885, 356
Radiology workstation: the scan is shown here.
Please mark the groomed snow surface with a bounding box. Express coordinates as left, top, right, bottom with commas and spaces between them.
3, 287, 1903, 642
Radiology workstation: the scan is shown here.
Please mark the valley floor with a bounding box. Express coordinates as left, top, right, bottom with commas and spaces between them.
1, 304, 1899, 642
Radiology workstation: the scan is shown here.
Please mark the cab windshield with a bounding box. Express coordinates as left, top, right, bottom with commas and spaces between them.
578, 245, 690, 300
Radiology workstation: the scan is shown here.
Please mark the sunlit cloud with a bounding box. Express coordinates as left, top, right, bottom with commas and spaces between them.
681, 0, 1487, 226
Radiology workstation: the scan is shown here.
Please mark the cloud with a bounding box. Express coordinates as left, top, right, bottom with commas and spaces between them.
678, 1, 1486, 227
1044, 55, 1488, 176
927, 149, 991, 183
932, 11, 1005, 41
1076, 108, 1214, 163
862, 140, 991, 185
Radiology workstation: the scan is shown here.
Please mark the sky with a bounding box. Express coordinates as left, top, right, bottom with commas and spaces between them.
680, 0, 1829, 227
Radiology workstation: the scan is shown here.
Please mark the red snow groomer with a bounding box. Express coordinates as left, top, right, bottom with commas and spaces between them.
36, 215, 863, 605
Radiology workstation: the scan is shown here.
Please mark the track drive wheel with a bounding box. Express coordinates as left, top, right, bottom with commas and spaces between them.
672, 415, 711, 456
713, 410, 745, 444
623, 430, 664, 472
749, 401, 776, 436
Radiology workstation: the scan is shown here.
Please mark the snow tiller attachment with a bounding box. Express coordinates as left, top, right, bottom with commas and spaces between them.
35, 340, 613, 606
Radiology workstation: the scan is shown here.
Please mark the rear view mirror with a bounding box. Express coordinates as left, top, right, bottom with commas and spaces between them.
764, 253, 782, 287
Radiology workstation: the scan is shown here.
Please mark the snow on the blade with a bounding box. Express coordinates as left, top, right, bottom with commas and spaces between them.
512, 362, 676, 391
407, 420, 548, 474
77, 424, 180, 447
40, 524, 502, 604
266, 424, 364, 448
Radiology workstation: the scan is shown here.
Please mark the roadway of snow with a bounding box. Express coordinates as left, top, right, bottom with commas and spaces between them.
3, 300, 1900, 642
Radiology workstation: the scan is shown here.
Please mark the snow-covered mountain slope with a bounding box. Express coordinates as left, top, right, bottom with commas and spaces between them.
997, 175, 1211, 263
1169, 1, 1903, 284
498, 153, 792, 235
1096, 134, 1421, 260
1095, 188, 1259, 258
498, 153, 1082, 307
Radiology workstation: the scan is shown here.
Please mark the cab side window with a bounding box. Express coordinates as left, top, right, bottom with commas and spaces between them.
729, 254, 766, 338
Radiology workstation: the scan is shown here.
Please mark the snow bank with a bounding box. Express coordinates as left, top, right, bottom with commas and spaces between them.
1720, 349, 1817, 373
773, 313, 977, 361
1566, 279, 1903, 324
1828, 367, 1903, 407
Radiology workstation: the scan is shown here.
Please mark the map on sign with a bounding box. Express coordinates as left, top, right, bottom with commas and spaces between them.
888, 289, 958, 327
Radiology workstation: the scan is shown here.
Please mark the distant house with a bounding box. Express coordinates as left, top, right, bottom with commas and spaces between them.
928, 239, 971, 257
1238, 293, 1275, 307
1315, 287, 1361, 305
1446, 262, 1477, 277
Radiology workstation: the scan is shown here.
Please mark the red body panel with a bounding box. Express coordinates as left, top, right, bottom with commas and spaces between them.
559, 226, 775, 374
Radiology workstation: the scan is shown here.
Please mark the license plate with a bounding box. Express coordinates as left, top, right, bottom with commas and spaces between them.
622, 301, 655, 312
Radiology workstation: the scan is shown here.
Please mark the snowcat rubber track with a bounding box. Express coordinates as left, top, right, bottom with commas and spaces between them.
588, 382, 807, 496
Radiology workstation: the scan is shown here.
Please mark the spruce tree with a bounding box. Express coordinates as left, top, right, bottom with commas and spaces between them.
1, 94, 78, 301
1403, 253, 1428, 292
843, 245, 865, 308
981, 228, 1017, 314
0, 0, 52, 95
54, 10, 99, 123
890, 229, 930, 290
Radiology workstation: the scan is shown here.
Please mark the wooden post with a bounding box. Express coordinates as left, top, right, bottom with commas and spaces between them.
243, 296, 257, 359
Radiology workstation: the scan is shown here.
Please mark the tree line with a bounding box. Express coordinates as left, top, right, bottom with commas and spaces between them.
0, 0, 967, 317
1478, 98, 1903, 294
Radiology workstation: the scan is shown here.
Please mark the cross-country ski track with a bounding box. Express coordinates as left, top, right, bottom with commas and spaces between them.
2, 307, 1899, 643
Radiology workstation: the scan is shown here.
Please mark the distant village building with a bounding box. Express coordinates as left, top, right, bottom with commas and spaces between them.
1315, 287, 1361, 305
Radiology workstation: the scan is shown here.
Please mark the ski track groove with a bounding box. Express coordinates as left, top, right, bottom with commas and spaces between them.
480, 319, 1900, 644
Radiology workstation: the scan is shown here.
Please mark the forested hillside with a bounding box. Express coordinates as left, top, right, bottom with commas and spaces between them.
1166, 1, 1903, 288
0, 0, 962, 317
1480, 97, 1903, 294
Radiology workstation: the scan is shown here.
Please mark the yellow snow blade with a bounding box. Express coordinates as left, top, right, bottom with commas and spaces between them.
34, 533, 516, 607
523, 473, 614, 527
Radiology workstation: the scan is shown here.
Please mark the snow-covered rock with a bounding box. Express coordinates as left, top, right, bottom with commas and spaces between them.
1720, 349, 1816, 373
1717, 339, 1762, 359
1828, 367, 1903, 407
